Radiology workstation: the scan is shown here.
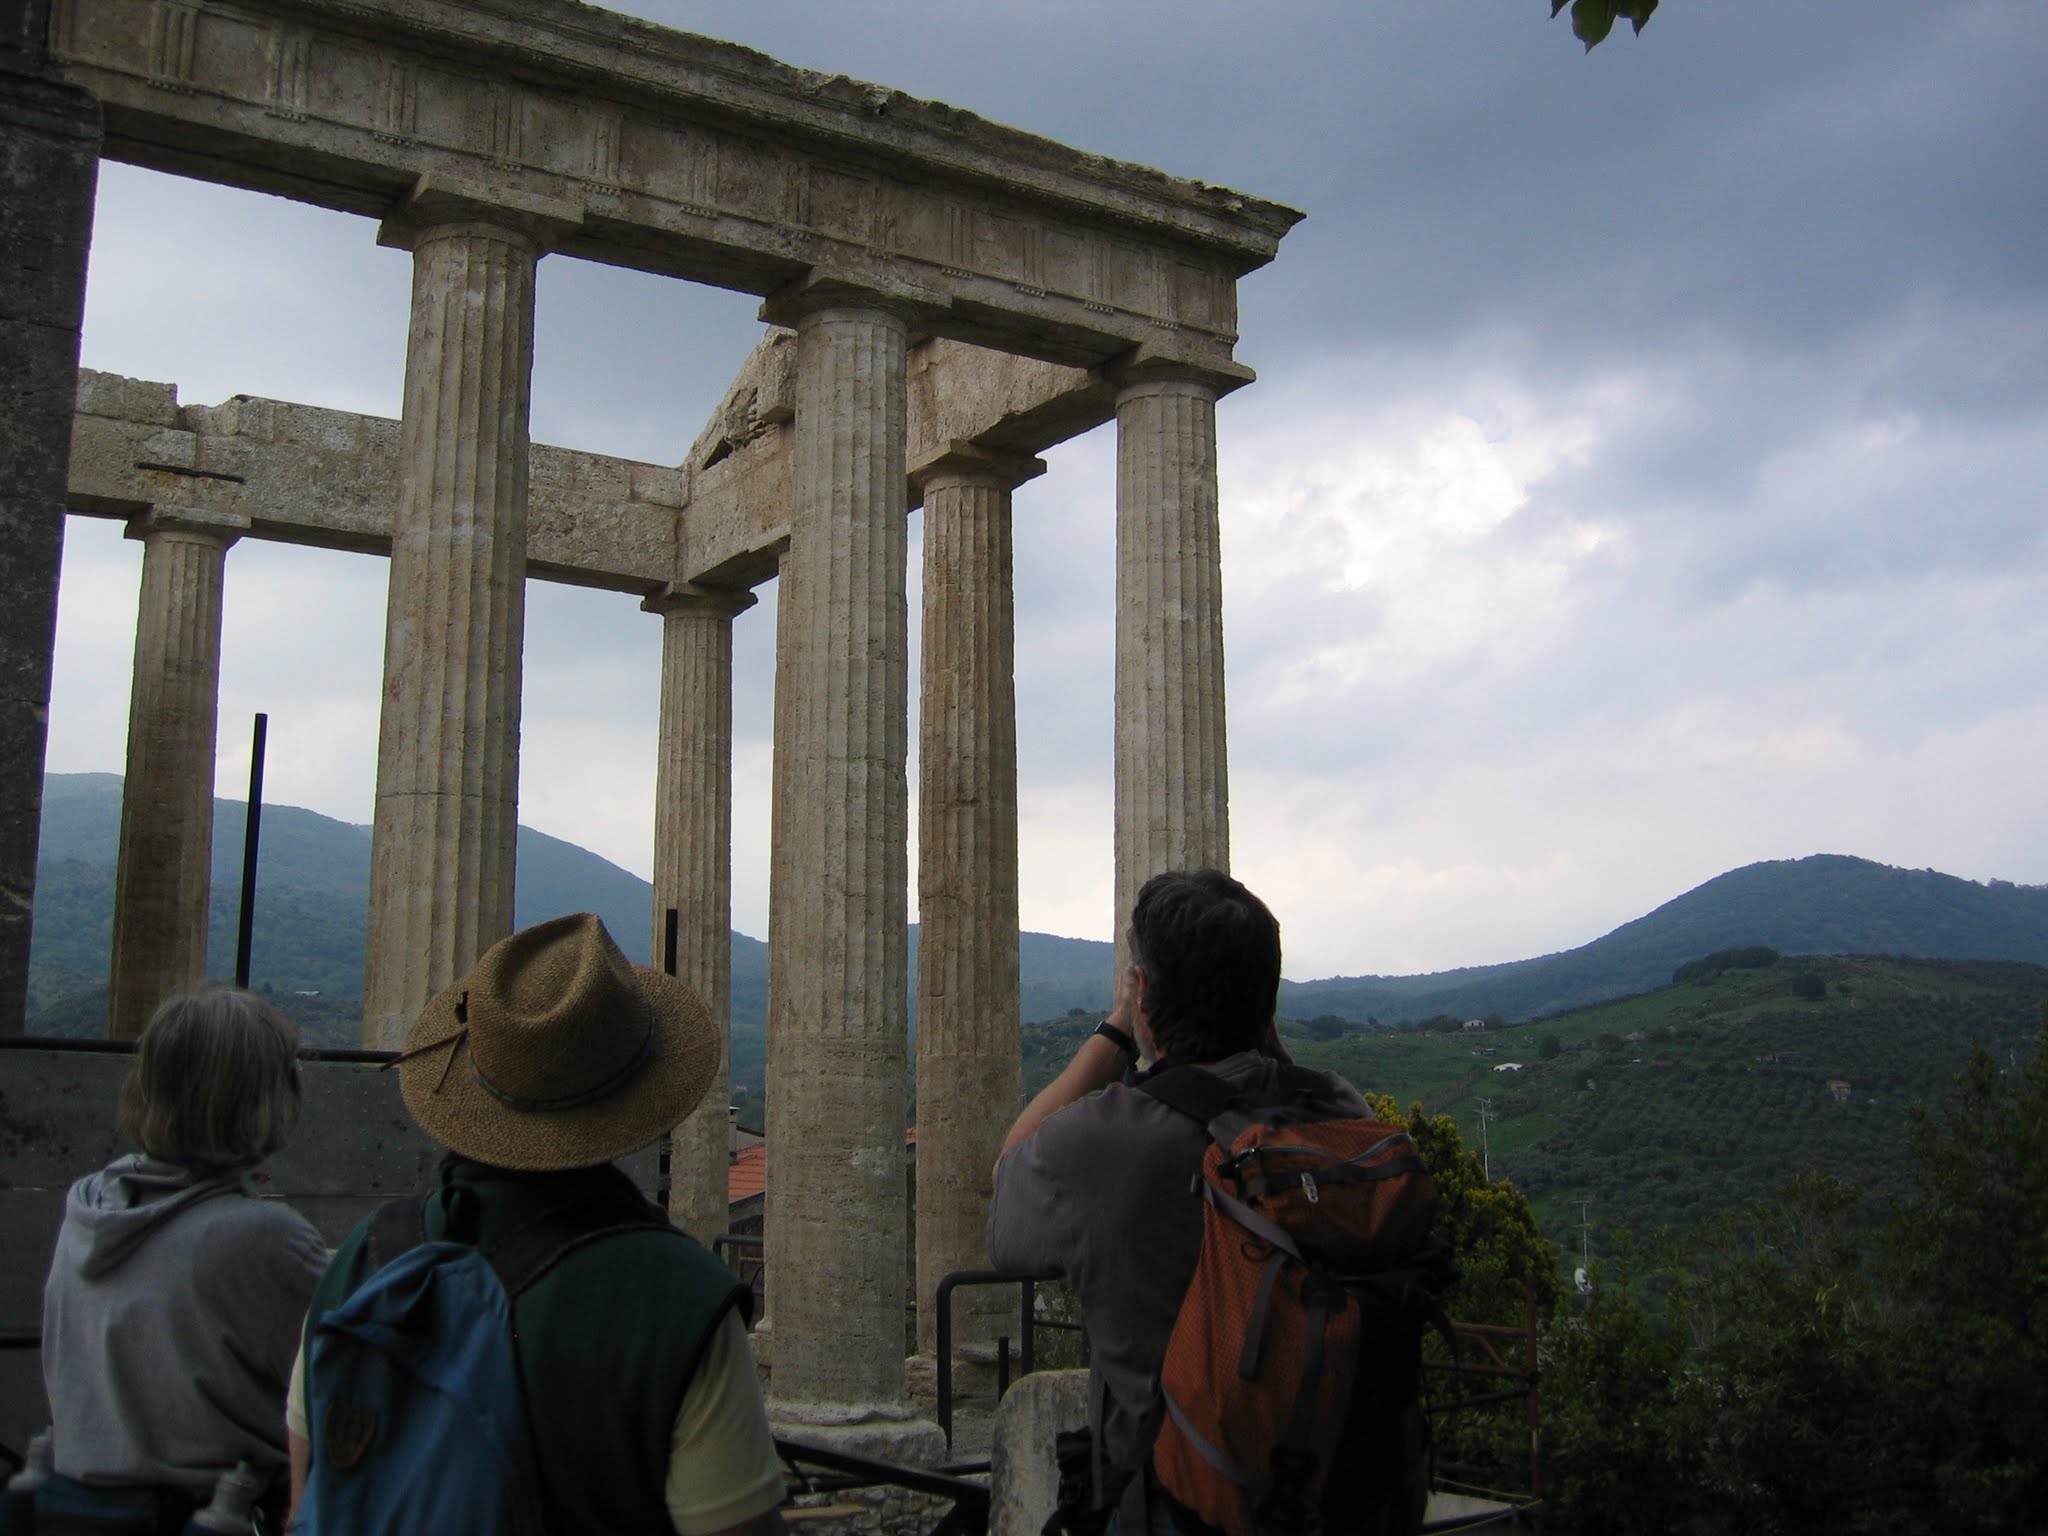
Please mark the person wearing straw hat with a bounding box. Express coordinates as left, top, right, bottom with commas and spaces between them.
284, 912, 787, 1535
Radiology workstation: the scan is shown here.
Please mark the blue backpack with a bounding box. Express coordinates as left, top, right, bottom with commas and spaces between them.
300, 1189, 673, 1536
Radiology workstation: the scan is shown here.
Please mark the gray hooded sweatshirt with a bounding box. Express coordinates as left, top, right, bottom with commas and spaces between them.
41, 1154, 327, 1490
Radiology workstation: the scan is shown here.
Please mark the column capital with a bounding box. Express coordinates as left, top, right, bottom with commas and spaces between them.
1104, 345, 1256, 403
640, 582, 758, 621
375, 177, 580, 254
907, 440, 1046, 500
122, 507, 250, 546
758, 271, 930, 332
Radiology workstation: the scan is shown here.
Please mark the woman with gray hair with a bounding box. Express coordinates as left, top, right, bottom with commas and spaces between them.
38, 988, 327, 1527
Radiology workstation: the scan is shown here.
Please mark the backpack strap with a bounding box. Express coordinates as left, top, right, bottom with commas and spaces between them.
1138, 1064, 1262, 1154
361, 1179, 678, 1301
1272, 1061, 1338, 1104
1138, 1064, 1238, 1124
484, 1190, 680, 1300
365, 1192, 430, 1273
1143, 1062, 1349, 1155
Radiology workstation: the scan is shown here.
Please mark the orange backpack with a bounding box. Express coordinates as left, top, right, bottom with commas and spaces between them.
1137, 1066, 1454, 1536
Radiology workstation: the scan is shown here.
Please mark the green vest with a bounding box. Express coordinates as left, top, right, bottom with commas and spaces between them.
303, 1156, 747, 1534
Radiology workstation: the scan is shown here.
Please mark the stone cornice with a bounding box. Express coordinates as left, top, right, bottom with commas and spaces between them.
48, 0, 1299, 369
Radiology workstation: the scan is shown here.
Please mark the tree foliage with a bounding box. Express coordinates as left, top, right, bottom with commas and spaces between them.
1551, 0, 1659, 52
1541, 1012, 2048, 1532
1370, 1094, 1561, 1326
1672, 945, 1780, 986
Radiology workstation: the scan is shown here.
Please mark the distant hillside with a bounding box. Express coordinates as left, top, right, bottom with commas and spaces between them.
32, 779, 2048, 1052
1279, 953, 2048, 1261
1017, 953, 2048, 1263
28, 774, 749, 1042
1281, 855, 2048, 1025
25, 774, 1100, 1048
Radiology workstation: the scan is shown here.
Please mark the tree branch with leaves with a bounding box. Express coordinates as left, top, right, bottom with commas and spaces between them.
1552, 0, 1658, 52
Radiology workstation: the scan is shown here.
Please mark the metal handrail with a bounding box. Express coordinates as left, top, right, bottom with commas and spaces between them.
775, 1436, 988, 1536
932, 1268, 1079, 1448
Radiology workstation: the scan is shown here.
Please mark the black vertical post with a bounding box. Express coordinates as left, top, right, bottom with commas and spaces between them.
233, 713, 267, 987
655, 906, 681, 1211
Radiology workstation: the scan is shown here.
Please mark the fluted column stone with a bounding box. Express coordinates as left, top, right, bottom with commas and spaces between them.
0, 60, 99, 1034
1113, 372, 1232, 967
363, 219, 538, 1046
911, 444, 1041, 1360
762, 296, 932, 1448
106, 508, 247, 1039
645, 582, 756, 1239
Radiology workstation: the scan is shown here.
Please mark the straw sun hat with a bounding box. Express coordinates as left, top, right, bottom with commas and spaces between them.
397, 913, 717, 1171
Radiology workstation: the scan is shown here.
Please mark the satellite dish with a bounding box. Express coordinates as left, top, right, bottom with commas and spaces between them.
1574, 1267, 1592, 1294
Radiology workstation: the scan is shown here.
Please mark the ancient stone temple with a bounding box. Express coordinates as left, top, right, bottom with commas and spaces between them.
0, 0, 1299, 1451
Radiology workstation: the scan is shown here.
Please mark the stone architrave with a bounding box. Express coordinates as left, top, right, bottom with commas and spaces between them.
106, 507, 249, 1039
0, 56, 99, 1035
41, 0, 1300, 373
910, 442, 1043, 1362
643, 582, 756, 1238
761, 294, 934, 1452
363, 216, 539, 1047
1111, 365, 1249, 967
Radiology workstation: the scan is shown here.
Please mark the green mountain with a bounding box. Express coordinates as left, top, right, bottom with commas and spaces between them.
1279, 855, 2048, 1025
29, 774, 758, 1041
30, 776, 2048, 1065
25, 775, 1094, 1049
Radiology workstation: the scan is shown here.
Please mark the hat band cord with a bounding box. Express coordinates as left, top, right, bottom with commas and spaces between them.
473, 1014, 655, 1113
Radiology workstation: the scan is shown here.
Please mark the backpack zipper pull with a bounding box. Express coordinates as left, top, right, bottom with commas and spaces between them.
1302, 1171, 1320, 1204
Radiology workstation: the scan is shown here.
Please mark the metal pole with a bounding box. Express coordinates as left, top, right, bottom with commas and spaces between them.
936, 1272, 957, 1447
233, 713, 267, 988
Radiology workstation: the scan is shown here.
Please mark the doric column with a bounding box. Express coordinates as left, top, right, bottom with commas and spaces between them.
106, 509, 248, 1039
363, 217, 538, 1046
1112, 369, 1235, 968
910, 443, 1042, 1361
761, 292, 932, 1450
0, 59, 99, 1035
644, 582, 757, 1240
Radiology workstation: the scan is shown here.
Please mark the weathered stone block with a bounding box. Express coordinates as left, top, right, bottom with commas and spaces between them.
989, 1369, 1089, 1536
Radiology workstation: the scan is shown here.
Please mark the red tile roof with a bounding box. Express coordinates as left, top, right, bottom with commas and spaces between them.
728, 1143, 767, 1204
726, 1128, 916, 1207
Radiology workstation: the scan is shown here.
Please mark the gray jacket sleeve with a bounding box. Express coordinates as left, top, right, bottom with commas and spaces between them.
986, 1120, 1077, 1277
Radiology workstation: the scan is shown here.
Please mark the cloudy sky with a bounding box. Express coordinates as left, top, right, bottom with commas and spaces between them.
46, 1, 2048, 982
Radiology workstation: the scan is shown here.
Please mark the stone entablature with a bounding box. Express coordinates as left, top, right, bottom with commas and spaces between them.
67, 369, 688, 591
48, 0, 1300, 372
69, 329, 1126, 594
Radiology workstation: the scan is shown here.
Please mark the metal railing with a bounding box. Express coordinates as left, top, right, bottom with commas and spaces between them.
932, 1268, 1086, 1450
1424, 1290, 1545, 1529
775, 1436, 988, 1536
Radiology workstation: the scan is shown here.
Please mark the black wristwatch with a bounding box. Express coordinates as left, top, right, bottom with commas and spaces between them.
1093, 1020, 1138, 1057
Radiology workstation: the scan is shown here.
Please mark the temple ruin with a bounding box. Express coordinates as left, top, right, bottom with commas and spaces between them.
0, 0, 1300, 1453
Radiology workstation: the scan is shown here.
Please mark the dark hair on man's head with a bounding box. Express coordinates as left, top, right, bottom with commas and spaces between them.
119, 989, 303, 1175
1127, 869, 1281, 1064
